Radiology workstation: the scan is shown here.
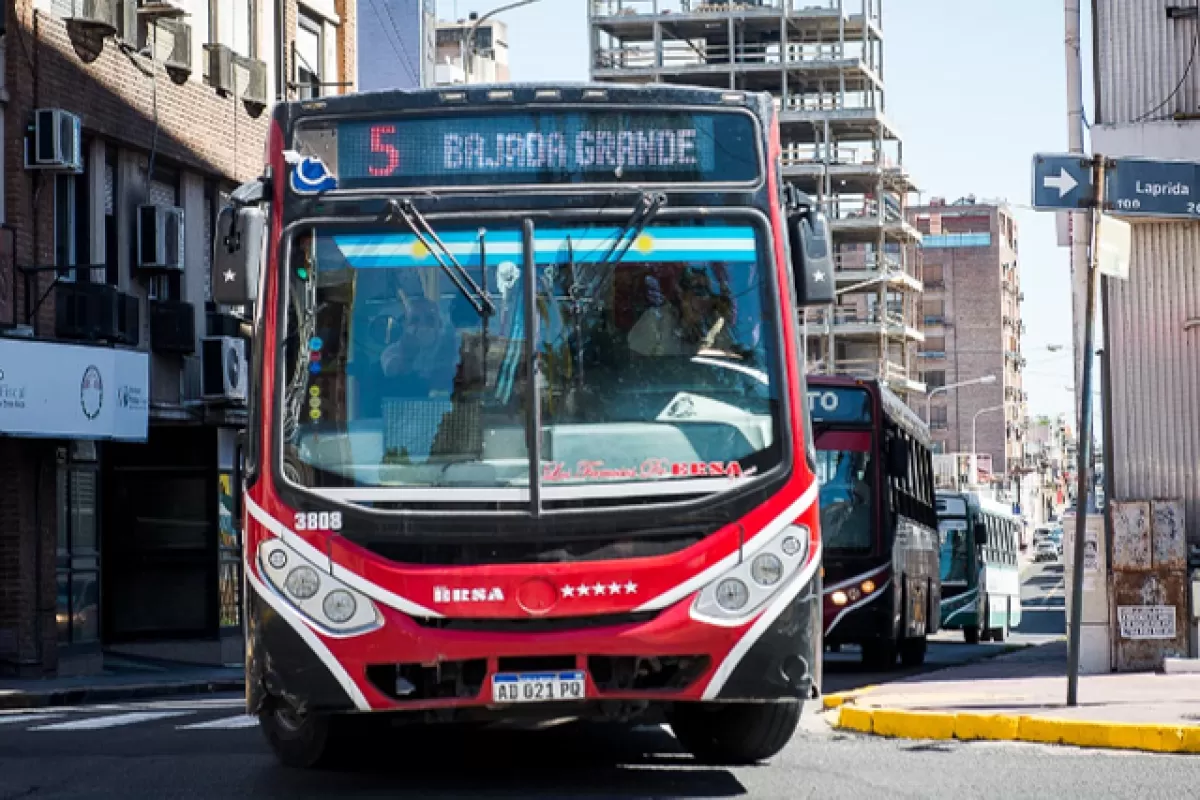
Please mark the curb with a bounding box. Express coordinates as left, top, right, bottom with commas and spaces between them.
835, 704, 1200, 755
821, 685, 878, 710
0, 678, 245, 711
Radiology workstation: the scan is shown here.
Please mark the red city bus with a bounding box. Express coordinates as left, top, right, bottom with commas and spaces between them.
212, 83, 834, 768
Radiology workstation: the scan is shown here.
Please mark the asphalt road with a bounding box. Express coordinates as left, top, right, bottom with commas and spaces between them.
0, 557, 1117, 799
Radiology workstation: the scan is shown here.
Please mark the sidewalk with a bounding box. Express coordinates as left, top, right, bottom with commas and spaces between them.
827, 641, 1200, 754
0, 656, 244, 710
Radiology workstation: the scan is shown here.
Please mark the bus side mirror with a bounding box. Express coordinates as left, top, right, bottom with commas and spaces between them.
786, 193, 835, 308
212, 203, 265, 307
974, 522, 988, 545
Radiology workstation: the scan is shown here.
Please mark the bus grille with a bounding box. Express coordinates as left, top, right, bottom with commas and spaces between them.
412, 611, 660, 634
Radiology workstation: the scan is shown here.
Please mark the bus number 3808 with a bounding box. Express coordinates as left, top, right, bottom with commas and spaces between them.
294, 511, 344, 531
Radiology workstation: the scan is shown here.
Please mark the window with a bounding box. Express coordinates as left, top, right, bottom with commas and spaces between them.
295, 12, 323, 99
211, 0, 257, 58
54, 168, 90, 283
924, 336, 945, 353
925, 264, 944, 284
930, 406, 948, 426
56, 442, 101, 648
925, 370, 946, 389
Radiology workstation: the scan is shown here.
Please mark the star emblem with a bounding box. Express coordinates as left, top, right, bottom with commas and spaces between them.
561, 585, 575, 598
223, 269, 236, 282
608, 582, 622, 595
577, 584, 591, 597
813, 271, 826, 283
592, 582, 607, 596
624, 581, 638, 595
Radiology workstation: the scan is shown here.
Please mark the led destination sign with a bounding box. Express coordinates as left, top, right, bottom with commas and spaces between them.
327, 109, 760, 188
807, 386, 872, 425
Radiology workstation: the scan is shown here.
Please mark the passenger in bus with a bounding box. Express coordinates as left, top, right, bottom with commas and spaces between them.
819, 451, 873, 549
378, 295, 461, 397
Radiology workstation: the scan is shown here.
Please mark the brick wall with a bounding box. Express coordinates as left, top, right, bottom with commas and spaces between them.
0, 2, 357, 675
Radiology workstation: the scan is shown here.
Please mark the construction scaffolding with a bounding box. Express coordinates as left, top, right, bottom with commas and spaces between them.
588, 0, 925, 396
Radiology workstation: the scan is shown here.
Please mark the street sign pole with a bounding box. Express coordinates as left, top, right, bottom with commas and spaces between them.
1066, 154, 1105, 708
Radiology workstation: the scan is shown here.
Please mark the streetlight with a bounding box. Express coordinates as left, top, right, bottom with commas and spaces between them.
461, 0, 541, 80
924, 374, 997, 425
971, 404, 1005, 485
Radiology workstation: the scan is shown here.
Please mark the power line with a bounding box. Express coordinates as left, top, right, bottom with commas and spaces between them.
375, 0, 423, 85
1132, 26, 1199, 123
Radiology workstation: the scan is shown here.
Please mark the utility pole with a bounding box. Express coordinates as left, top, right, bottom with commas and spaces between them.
1067, 155, 1105, 708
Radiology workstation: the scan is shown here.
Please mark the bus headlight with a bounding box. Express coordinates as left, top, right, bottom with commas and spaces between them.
259, 540, 381, 637
322, 590, 358, 624
692, 524, 814, 625
285, 566, 321, 600
716, 579, 750, 612
750, 553, 784, 586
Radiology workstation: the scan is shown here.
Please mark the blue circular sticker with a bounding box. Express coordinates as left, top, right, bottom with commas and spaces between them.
309, 336, 323, 350
309, 362, 322, 374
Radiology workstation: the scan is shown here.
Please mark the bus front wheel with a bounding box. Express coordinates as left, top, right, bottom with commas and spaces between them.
669, 701, 802, 765
900, 635, 927, 667
260, 702, 345, 769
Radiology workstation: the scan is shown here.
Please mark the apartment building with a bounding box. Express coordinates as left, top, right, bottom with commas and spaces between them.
358, 0, 436, 89
434, 14, 510, 85
0, 0, 355, 678
909, 197, 1026, 481
587, 0, 925, 396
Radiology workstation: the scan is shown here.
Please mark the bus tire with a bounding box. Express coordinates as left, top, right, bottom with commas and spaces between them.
861, 639, 897, 669
900, 635, 927, 667
259, 703, 345, 770
669, 701, 802, 765
964, 625, 980, 645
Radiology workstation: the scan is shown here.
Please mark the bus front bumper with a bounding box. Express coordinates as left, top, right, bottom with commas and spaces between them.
244, 572, 821, 717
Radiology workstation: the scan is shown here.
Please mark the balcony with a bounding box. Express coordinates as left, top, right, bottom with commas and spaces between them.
54, 282, 140, 347
923, 315, 945, 327
814, 307, 924, 341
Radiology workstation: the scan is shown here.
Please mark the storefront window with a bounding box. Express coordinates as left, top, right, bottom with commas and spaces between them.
56, 443, 101, 647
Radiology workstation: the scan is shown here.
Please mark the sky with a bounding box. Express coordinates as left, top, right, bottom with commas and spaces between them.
435, 0, 1090, 417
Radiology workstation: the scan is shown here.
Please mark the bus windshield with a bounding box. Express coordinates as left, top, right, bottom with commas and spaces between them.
939, 518, 971, 582
815, 430, 873, 551
278, 219, 782, 500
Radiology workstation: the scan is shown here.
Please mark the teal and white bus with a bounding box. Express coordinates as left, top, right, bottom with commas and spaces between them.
936, 492, 1022, 644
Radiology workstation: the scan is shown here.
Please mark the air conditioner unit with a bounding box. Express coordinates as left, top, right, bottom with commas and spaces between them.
136, 204, 185, 271
67, 0, 120, 34
24, 109, 83, 172
201, 336, 248, 402
206, 44, 235, 95
160, 19, 192, 77
240, 56, 268, 106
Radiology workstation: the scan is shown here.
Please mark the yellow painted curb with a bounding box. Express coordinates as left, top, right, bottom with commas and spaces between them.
833, 705, 1200, 755
821, 684, 878, 710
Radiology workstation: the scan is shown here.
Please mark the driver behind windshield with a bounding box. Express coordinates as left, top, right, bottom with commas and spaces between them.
627, 265, 735, 357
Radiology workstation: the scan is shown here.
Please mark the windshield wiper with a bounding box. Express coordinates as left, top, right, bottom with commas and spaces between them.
385, 199, 496, 317
583, 191, 668, 297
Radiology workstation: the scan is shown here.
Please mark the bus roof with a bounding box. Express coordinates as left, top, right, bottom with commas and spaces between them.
275, 82, 776, 128
807, 374, 931, 447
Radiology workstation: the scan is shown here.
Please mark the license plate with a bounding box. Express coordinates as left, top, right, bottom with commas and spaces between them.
491, 671, 586, 704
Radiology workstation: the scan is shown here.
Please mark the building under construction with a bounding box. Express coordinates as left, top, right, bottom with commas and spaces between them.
587, 0, 925, 395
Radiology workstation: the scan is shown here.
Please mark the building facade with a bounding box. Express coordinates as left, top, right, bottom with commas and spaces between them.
908, 197, 1026, 480
1090, 0, 1200, 551
357, 0, 435, 90
0, 0, 355, 678
434, 14, 510, 85
587, 0, 924, 396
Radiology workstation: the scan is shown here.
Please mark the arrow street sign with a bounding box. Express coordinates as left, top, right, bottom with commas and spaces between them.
1031, 153, 1094, 210
1106, 157, 1200, 220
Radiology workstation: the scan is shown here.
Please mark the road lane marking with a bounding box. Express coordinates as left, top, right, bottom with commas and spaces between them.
29, 711, 190, 731
176, 715, 259, 730
0, 713, 64, 726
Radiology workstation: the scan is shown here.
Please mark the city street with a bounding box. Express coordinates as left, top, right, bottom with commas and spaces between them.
0, 559, 1144, 800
